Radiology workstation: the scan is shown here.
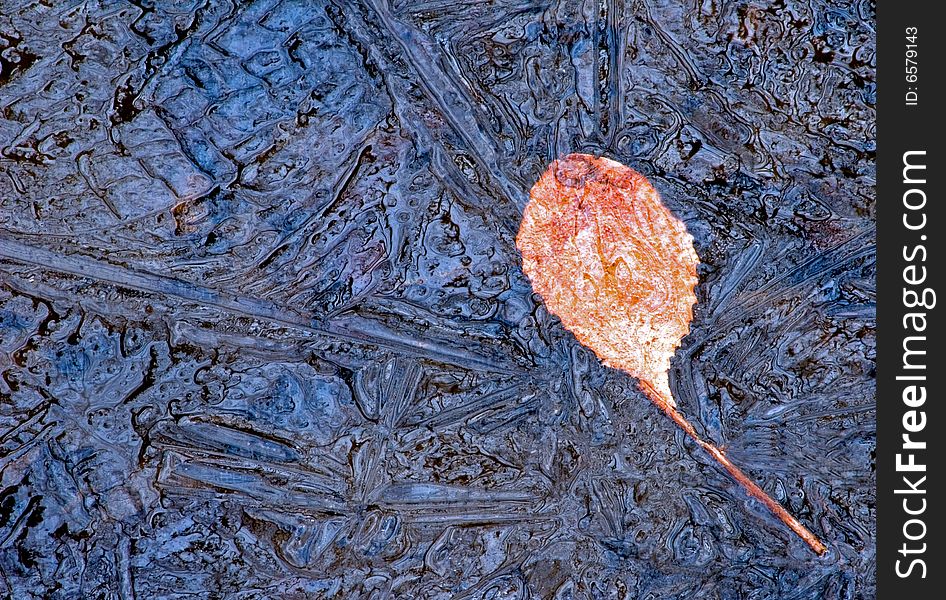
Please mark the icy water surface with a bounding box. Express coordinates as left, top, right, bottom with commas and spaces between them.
0, 0, 874, 598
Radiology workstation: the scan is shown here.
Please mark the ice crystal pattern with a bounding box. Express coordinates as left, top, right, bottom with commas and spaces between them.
1, 1, 874, 598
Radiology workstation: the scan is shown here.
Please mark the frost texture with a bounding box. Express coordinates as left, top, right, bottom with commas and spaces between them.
0, 1, 874, 598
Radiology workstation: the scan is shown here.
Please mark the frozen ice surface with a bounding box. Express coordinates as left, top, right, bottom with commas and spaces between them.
0, 0, 874, 598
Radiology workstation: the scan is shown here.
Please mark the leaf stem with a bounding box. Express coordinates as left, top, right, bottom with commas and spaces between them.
641, 381, 828, 556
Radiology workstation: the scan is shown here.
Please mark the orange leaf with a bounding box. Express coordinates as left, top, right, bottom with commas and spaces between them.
517, 153, 826, 555
517, 153, 698, 410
